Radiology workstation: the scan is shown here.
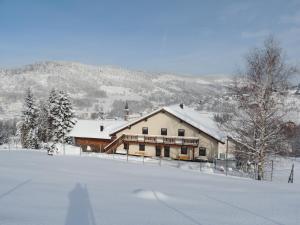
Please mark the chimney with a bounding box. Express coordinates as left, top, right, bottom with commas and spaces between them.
124, 101, 129, 121
179, 103, 184, 109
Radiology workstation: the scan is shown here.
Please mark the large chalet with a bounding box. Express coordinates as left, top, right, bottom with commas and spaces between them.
68, 104, 227, 161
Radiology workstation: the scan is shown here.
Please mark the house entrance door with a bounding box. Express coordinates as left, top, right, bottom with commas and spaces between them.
164, 146, 170, 157
156, 146, 161, 157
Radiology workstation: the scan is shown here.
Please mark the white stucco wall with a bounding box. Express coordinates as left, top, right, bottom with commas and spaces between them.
218, 139, 236, 159
115, 111, 219, 160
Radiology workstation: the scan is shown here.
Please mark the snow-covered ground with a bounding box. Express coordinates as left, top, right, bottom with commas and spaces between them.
0, 150, 299, 225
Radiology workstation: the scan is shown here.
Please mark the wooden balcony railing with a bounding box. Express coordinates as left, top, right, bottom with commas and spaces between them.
123, 134, 199, 147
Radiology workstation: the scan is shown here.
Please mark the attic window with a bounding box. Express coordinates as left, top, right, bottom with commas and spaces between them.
142, 127, 148, 135
161, 128, 167, 135
178, 129, 185, 136
100, 125, 104, 132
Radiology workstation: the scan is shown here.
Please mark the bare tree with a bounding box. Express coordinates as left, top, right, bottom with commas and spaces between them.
224, 37, 297, 180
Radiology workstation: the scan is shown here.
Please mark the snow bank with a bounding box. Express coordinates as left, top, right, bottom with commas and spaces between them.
0, 150, 299, 225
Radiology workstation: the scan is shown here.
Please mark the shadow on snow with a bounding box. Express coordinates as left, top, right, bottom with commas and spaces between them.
65, 183, 97, 225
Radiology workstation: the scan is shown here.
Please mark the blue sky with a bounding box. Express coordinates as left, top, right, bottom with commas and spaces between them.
0, 0, 300, 75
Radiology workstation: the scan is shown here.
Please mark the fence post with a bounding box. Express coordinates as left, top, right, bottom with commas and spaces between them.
288, 164, 294, 183
271, 160, 274, 182
178, 150, 180, 168
159, 155, 162, 167
126, 149, 128, 162
142, 154, 144, 165
214, 159, 217, 170
226, 137, 228, 176
200, 161, 202, 171
63, 135, 65, 155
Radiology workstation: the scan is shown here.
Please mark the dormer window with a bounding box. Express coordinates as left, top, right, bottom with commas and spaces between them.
100, 125, 104, 132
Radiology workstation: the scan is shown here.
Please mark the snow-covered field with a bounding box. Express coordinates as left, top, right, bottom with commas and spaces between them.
0, 150, 299, 225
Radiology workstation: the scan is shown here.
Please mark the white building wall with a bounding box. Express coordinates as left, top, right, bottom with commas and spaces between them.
218, 140, 236, 159
115, 111, 219, 160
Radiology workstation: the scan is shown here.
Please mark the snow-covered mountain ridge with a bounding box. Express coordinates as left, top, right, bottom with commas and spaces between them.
0, 61, 299, 121
0, 61, 230, 119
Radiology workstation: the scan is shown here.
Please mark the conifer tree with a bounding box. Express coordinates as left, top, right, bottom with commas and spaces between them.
52, 90, 75, 143
47, 89, 59, 141
18, 88, 39, 149
37, 100, 50, 143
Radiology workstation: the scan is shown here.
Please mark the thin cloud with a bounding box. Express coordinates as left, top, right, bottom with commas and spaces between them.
241, 30, 270, 39
278, 27, 300, 47
219, 2, 254, 22
223, 2, 252, 16
280, 11, 300, 24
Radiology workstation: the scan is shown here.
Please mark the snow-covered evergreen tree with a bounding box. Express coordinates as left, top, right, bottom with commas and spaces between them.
296, 84, 300, 95
18, 88, 39, 149
0, 121, 9, 145
47, 89, 59, 141
17, 88, 75, 148
37, 100, 50, 143
51, 90, 76, 143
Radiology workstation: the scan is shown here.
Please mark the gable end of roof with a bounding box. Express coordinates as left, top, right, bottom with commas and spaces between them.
110, 107, 224, 143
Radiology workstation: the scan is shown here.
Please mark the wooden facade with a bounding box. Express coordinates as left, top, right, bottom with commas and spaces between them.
74, 137, 111, 152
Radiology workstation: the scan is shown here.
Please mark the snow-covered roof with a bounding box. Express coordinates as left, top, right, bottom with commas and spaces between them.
111, 104, 225, 143
68, 119, 128, 140
163, 105, 225, 142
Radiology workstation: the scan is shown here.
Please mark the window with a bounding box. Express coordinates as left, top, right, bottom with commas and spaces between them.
178, 129, 185, 136
199, 147, 206, 156
219, 153, 225, 160
100, 125, 104, 132
181, 146, 188, 154
139, 144, 145, 151
142, 127, 148, 135
123, 143, 129, 150
161, 128, 167, 135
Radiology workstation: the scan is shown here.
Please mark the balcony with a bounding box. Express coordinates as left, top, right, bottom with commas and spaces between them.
123, 134, 199, 147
